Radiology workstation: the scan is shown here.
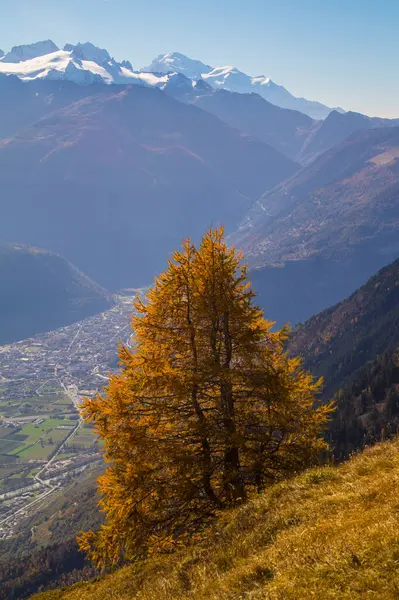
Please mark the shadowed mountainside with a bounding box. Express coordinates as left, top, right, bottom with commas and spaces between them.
0, 244, 114, 344
194, 90, 315, 160
194, 90, 399, 164
287, 258, 399, 458
234, 126, 399, 325
0, 83, 298, 290
288, 257, 399, 399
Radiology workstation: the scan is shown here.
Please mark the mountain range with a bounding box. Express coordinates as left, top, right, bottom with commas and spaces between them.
0, 78, 297, 290
0, 41, 339, 118
1, 39, 399, 330
144, 52, 342, 119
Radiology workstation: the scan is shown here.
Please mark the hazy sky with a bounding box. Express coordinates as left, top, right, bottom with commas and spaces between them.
1, 0, 398, 117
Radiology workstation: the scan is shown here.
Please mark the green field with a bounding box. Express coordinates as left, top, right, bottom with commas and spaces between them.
67, 428, 98, 449
2, 418, 77, 461
0, 453, 19, 463
0, 425, 12, 437
0, 390, 98, 495
42, 428, 73, 444
0, 465, 22, 477
0, 393, 75, 419
18, 444, 54, 460
5, 433, 28, 442
55, 451, 77, 460
0, 438, 21, 454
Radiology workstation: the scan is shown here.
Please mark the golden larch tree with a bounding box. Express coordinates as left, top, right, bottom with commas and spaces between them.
78, 228, 334, 568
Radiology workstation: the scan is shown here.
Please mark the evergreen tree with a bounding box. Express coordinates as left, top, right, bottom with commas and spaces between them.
78, 228, 333, 568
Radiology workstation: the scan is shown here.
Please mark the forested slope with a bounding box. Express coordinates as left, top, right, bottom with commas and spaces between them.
288, 256, 399, 399
288, 257, 399, 458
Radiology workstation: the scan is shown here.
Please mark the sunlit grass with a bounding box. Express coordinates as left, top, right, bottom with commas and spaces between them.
32, 438, 399, 600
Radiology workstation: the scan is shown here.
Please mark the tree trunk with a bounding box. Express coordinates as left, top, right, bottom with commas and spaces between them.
221, 311, 246, 503
185, 268, 222, 509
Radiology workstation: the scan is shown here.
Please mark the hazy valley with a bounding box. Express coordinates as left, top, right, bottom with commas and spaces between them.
1, 33, 399, 599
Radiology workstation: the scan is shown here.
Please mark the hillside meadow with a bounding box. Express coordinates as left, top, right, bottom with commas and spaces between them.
32, 438, 399, 600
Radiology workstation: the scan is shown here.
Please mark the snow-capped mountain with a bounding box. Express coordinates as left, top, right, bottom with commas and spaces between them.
63, 42, 112, 65
144, 53, 342, 119
0, 42, 342, 118
1, 40, 59, 62
0, 40, 157, 86
142, 52, 212, 80
0, 41, 211, 96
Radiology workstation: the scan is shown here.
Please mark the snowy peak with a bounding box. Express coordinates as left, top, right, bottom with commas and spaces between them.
203, 66, 278, 95
157, 72, 213, 101
1, 40, 59, 63
143, 52, 213, 79
0, 43, 214, 94
203, 66, 253, 89
251, 75, 272, 86
0, 43, 202, 92
64, 42, 112, 66
160, 71, 193, 91
49, 59, 104, 85
0, 43, 340, 119
120, 59, 133, 71
0, 49, 4, 58
0, 41, 141, 86
143, 52, 337, 119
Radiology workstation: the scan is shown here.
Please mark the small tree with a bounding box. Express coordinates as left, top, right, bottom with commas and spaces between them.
78, 228, 333, 568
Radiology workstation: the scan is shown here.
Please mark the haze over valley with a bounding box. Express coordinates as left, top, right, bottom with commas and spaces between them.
1, 24, 399, 599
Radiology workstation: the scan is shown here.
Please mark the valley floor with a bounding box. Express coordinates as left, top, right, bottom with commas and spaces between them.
0, 294, 138, 537
32, 438, 399, 600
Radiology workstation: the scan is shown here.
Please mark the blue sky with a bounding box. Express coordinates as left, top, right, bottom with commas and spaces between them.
1, 0, 398, 117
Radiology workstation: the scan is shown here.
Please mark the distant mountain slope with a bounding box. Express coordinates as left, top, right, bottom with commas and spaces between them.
330, 348, 399, 459
0, 74, 211, 140
194, 92, 399, 164
144, 51, 339, 119
233, 126, 399, 325
0, 244, 114, 344
240, 126, 399, 267
300, 109, 399, 164
0, 75, 102, 138
194, 89, 315, 160
288, 257, 399, 399
287, 258, 399, 458
0, 84, 298, 290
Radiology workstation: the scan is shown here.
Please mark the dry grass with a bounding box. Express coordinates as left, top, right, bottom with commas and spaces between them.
32, 439, 399, 599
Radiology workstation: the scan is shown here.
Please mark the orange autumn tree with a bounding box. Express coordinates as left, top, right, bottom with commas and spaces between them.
78, 228, 334, 568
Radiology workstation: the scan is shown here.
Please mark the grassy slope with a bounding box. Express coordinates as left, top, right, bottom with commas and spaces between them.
32, 438, 399, 600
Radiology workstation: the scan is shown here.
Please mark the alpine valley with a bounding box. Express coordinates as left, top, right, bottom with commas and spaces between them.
1, 39, 399, 600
